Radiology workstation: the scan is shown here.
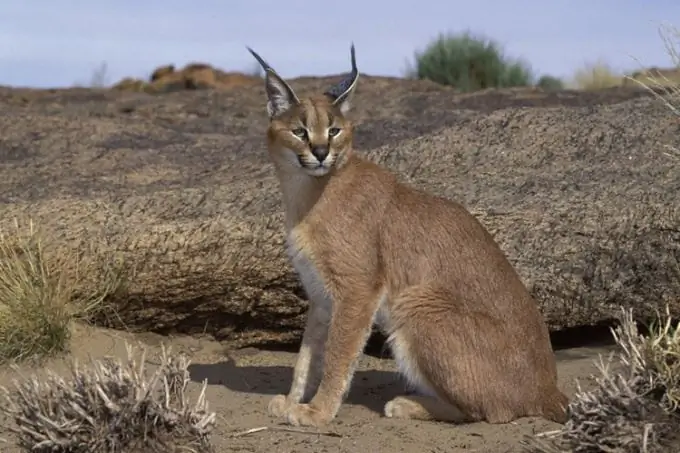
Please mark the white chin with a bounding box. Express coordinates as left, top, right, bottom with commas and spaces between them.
306, 166, 331, 177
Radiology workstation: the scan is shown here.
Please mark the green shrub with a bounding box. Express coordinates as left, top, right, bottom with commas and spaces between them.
536, 75, 564, 90
410, 31, 534, 92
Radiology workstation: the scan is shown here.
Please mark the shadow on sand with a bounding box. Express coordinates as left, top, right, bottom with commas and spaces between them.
187, 321, 620, 415
188, 358, 406, 414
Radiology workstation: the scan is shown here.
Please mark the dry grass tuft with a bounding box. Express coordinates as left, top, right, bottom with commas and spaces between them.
522, 306, 680, 453
626, 22, 680, 159
1, 343, 216, 453
0, 218, 125, 364
570, 60, 624, 90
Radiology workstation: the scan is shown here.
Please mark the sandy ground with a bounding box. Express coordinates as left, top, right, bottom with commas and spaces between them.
0, 77, 675, 453
0, 324, 613, 453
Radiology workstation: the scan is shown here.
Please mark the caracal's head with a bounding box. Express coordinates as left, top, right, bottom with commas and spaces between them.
246, 44, 359, 177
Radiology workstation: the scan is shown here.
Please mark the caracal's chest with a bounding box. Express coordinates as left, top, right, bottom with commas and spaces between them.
285, 228, 332, 310
285, 225, 392, 333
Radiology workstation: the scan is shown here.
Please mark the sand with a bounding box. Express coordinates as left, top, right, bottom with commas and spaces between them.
0, 324, 613, 452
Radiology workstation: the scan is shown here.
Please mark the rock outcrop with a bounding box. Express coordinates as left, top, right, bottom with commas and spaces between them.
111, 62, 262, 93
0, 78, 677, 347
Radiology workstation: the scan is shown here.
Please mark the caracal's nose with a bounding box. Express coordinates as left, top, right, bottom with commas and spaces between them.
311, 146, 330, 162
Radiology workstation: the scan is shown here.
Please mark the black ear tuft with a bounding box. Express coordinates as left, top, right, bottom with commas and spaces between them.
246, 46, 300, 118
324, 43, 359, 114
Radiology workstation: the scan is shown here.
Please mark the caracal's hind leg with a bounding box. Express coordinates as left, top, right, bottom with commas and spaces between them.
381, 285, 476, 423
382, 328, 475, 423
381, 284, 523, 424
384, 394, 471, 423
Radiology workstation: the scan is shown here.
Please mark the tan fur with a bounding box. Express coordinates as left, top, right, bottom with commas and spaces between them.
247, 45, 569, 428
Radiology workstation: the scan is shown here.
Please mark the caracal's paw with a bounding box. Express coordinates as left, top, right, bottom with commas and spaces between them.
284, 403, 333, 427
268, 394, 291, 418
384, 396, 411, 419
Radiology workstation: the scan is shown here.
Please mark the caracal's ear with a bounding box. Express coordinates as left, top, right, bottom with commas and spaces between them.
324, 43, 359, 115
246, 46, 300, 118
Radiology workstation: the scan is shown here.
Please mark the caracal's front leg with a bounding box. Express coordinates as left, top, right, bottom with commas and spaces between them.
268, 300, 330, 417
282, 289, 380, 427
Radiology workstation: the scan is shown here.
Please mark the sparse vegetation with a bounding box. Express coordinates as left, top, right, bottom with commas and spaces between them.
408, 31, 535, 92
0, 219, 124, 364
89, 62, 110, 88
626, 22, 680, 132
4, 19, 680, 453
523, 307, 680, 453
524, 23, 680, 453
536, 75, 565, 91
570, 60, 623, 90
0, 343, 216, 453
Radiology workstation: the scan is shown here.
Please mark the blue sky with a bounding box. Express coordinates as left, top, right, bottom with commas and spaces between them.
0, 0, 678, 88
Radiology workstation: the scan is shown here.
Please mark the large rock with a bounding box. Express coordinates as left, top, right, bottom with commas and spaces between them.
111, 62, 263, 93
0, 78, 677, 347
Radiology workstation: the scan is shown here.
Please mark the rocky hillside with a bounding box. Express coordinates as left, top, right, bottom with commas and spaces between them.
0, 75, 677, 347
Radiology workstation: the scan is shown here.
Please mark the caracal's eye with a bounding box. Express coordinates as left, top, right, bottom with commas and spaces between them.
292, 128, 307, 139
328, 127, 341, 137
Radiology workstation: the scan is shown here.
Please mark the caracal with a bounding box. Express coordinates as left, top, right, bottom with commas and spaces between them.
246, 44, 569, 428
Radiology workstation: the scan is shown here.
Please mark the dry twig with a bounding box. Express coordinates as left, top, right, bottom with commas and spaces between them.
229, 425, 343, 438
